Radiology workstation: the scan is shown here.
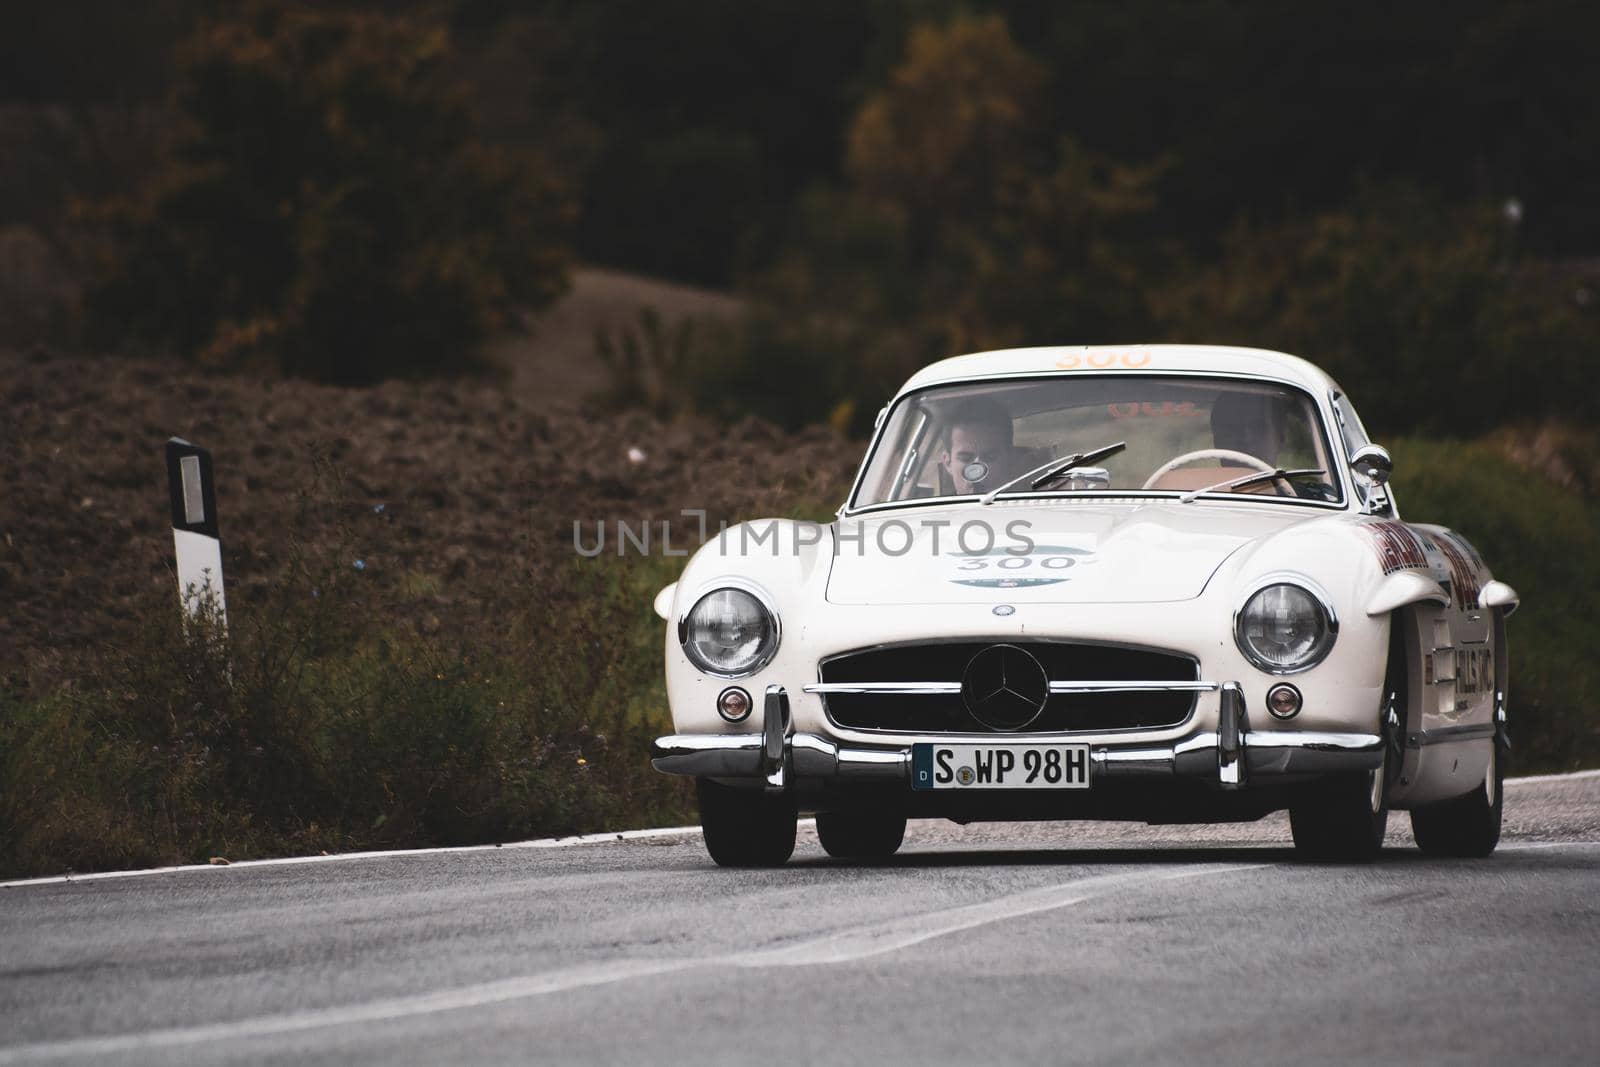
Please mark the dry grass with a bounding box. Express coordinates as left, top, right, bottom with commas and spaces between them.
488, 266, 742, 414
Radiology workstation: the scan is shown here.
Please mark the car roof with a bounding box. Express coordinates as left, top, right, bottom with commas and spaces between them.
895, 344, 1338, 399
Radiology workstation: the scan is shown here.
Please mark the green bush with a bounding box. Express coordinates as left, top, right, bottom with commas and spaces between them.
0, 502, 692, 879
1391, 436, 1600, 771
82, 4, 571, 383
1158, 186, 1599, 437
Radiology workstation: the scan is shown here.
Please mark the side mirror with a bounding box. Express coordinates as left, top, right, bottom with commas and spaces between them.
1349, 443, 1393, 515
1350, 443, 1392, 485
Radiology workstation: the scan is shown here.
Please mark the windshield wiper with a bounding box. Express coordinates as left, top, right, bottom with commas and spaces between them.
1178, 467, 1326, 504
978, 441, 1127, 505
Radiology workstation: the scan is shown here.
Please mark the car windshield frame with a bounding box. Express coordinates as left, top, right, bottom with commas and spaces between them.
842, 371, 1352, 515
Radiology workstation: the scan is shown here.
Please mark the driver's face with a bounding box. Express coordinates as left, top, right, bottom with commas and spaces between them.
942, 424, 1013, 494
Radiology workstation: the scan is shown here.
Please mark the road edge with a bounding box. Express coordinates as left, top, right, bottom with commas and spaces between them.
7, 766, 1597, 889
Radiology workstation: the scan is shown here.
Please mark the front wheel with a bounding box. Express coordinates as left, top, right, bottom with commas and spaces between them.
816, 810, 906, 860
1290, 765, 1390, 862
1410, 742, 1503, 857
1292, 658, 1405, 863
697, 778, 797, 868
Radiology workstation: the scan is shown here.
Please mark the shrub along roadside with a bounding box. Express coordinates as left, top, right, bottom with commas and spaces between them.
0, 547, 694, 880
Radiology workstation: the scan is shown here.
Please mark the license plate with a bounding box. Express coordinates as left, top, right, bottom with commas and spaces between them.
911, 743, 1091, 790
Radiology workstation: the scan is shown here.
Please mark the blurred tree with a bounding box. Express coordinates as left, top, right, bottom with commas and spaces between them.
0, 0, 209, 104
992, 0, 1600, 260
674, 13, 1163, 435
848, 14, 1048, 236
83, 3, 572, 382
837, 13, 1160, 353
1157, 185, 1598, 435
549, 0, 883, 285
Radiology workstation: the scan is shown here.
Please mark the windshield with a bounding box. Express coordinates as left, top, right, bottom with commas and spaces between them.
851, 375, 1342, 509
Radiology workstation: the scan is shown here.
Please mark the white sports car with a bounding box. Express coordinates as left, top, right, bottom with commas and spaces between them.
651, 345, 1518, 866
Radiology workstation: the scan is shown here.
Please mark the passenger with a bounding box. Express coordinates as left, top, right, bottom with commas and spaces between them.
1210, 391, 1288, 467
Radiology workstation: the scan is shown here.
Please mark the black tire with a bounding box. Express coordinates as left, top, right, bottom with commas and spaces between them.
816, 810, 907, 860
1291, 623, 1408, 863
1290, 767, 1390, 862
1410, 741, 1503, 858
697, 778, 797, 868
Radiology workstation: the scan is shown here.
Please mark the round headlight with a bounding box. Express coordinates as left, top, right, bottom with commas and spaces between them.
1235, 582, 1337, 674
681, 587, 779, 677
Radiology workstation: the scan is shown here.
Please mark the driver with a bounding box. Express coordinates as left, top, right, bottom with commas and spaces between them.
939, 398, 1017, 495
1210, 390, 1288, 467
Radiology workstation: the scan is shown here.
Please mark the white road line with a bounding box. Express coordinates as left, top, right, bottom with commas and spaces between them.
0, 960, 699, 1064
733, 865, 1261, 967
3, 766, 1594, 890
0, 864, 1259, 1063
1504, 767, 1600, 786
1, 822, 805, 890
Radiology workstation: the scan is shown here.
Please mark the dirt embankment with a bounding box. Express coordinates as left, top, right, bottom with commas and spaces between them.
490, 266, 743, 413
0, 331, 853, 690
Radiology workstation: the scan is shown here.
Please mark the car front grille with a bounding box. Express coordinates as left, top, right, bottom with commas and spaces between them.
815, 641, 1201, 734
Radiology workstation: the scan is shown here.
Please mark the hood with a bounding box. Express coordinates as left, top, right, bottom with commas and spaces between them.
826, 501, 1316, 605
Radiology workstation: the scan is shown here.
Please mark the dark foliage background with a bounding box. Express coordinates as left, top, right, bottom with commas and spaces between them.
5, 0, 1596, 426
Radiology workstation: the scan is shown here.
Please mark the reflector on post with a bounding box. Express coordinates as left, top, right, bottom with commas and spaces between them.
166, 437, 226, 624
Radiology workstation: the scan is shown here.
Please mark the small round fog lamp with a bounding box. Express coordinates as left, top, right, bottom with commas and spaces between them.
717, 686, 753, 723
1266, 683, 1303, 720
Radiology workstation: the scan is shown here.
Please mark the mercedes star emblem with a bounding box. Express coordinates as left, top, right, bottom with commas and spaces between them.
961, 643, 1049, 731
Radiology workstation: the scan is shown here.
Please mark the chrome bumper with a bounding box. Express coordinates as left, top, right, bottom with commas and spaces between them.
651, 684, 1383, 790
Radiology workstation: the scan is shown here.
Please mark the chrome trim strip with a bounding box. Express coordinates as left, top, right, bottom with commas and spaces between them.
1406, 723, 1496, 749
802, 680, 1217, 695
763, 685, 790, 791
651, 726, 1386, 781
818, 636, 1205, 667
655, 734, 763, 754
1050, 681, 1218, 694
649, 733, 762, 778
839, 748, 909, 769
804, 682, 962, 694
1218, 681, 1246, 787
1251, 730, 1383, 750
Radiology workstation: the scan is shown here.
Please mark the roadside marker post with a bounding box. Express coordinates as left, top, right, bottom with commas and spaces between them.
165, 437, 226, 626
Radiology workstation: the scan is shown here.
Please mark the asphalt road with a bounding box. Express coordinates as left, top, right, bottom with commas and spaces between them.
3, 772, 1598, 1066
